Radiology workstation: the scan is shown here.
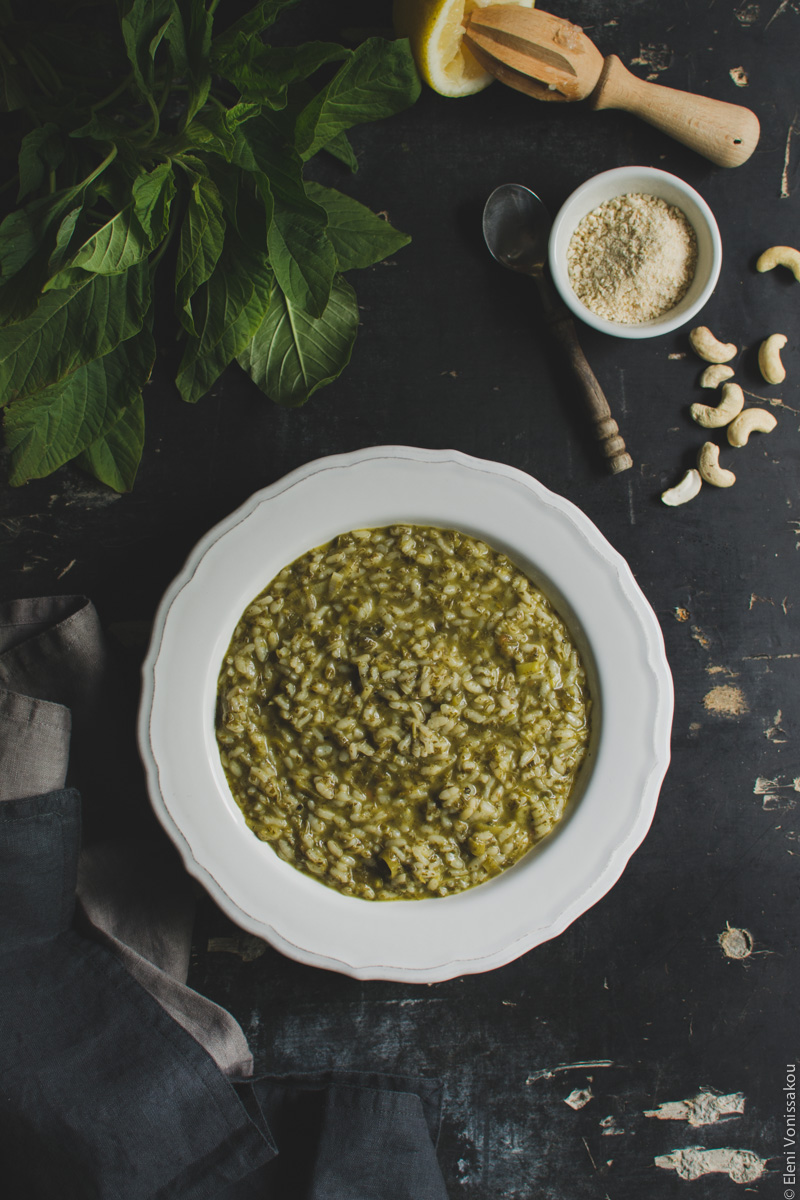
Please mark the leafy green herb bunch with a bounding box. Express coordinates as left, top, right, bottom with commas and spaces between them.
0, 0, 420, 490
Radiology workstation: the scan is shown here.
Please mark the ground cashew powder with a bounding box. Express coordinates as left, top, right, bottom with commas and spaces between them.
567, 192, 697, 324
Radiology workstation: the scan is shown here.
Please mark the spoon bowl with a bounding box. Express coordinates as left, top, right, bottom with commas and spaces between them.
483, 184, 551, 276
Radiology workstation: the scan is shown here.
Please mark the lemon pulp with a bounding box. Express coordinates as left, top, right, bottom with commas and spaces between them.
393, 0, 535, 98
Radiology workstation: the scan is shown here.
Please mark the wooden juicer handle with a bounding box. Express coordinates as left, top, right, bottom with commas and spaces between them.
591, 55, 760, 169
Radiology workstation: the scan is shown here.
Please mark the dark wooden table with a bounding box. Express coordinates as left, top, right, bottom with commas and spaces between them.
2, 2, 798, 1195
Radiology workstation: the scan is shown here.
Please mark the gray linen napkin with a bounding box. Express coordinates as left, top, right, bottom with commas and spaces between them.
0, 595, 92, 802
0, 594, 253, 1075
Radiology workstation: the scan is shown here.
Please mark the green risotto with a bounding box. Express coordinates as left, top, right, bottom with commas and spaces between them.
216, 526, 591, 900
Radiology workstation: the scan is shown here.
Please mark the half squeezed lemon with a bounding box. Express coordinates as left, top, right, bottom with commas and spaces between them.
393, 0, 535, 97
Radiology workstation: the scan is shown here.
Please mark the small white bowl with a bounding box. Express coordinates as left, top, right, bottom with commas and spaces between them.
548, 166, 722, 340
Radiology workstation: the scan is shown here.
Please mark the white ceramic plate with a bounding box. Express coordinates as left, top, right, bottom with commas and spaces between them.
139, 447, 673, 982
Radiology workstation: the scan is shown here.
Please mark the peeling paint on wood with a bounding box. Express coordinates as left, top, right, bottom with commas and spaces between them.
644, 1090, 745, 1125
754, 774, 800, 809
764, 710, 789, 743
745, 651, 800, 661
630, 43, 673, 80
703, 684, 749, 717
526, 1060, 617, 1084
564, 1087, 593, 1110
655, 1145, 766, 1183
735, 2, 761, 25
691, 626, 711, 650
718, 924, 755, 959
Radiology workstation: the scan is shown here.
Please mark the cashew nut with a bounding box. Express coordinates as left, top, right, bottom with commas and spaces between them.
699, 363, 735, 388
727, 408, 778, 447
690, 382, 745, 429
661, 468, 703, 507
697, 442, 736, 487
689, 326, 738, 364
758, 333, 788, 384
756, 245, 800, 281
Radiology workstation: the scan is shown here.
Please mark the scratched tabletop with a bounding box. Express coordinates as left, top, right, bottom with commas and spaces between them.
2, 1, 798, 1195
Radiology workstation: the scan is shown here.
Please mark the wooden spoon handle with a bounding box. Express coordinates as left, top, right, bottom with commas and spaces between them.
548, 315, 633, 474
591, 55, 759, 168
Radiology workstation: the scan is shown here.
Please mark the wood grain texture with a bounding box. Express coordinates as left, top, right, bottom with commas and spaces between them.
591, 55, 761, 168
548, 316, 632, 473
465, 6, 760, 167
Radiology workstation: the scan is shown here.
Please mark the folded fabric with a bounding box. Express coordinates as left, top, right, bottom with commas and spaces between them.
0, 597, 450, 1199
0, 595, 252, 1075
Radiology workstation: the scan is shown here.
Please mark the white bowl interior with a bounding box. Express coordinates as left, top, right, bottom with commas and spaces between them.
549, 167, 721, 339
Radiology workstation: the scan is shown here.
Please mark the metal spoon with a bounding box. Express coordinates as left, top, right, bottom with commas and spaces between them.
483, 183, 632, 474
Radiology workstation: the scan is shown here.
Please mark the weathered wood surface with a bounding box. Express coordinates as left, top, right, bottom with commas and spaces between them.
2, 1, 798, 1195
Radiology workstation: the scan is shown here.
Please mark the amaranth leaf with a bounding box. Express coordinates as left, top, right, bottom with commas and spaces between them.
214, 37, 348, 109
235, 122, 335, 317
164, 0, 213, 124
131, 161, 176, 242
44, 165, 173, 282
211, 0, 301, 57
67, 208, 151, 276
175, 232, 272, 404
119, 0, 175, 101
322, 130, 358, 172
304, 183, 410, 271
181, 107, 237, 162
237, 274, 358, 407
0, 190, 81, 283
175, 171, 225, 334
3, 327, 155, 485
17, 123, 65, 203
295, 38, 420, 163
76, 392, 146, 492
0, 263, 150, 404
48, 207, 84, 275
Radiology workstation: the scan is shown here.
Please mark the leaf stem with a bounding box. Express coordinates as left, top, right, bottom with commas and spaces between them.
143, 92, 161, 146
91, 71, 134, 113
78, 144, 118, 191
156, 67, 173, 117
